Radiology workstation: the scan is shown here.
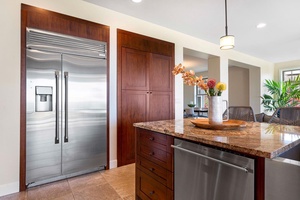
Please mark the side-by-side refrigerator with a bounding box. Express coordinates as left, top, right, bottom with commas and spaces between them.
26, 28, 107, 187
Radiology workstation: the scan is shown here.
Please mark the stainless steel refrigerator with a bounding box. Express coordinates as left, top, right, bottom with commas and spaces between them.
26, 28, 107, 187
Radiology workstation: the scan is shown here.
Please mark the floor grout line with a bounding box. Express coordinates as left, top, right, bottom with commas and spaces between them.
66, 178, 75, 200
0, 164, 135, 200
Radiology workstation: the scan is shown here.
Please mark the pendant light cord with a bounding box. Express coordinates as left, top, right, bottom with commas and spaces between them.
225, 0, 228, 36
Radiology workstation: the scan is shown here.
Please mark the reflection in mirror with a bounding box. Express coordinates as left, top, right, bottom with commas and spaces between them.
183, 48, 262, 117
183, 48, 209, 117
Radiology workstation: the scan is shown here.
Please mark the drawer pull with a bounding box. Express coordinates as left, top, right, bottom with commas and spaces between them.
149, 152, 155, 156
149, 137, 154, 141
149, 191, 155, 195
149, 167, 155, 172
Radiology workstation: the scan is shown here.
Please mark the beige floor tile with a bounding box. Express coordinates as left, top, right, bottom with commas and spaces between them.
122, 195, 135, 200
0, 164, 135, 200
72, 184, 122, 200
68, 172, 107, 192
101, 164, 135, 182
27, 180, 72, 200
0, 191, 27, 200
52, 193, 74, 200
102, 164, 135, 199
106, 179, 135, 199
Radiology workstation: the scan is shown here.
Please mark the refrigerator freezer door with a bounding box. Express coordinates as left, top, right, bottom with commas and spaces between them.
26, 49, 62, 184
61, 54, 107, 174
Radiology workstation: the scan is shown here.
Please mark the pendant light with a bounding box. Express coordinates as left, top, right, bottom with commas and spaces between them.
220, 0, 234, 50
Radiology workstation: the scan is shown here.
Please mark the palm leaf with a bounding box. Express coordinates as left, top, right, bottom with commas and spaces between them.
261, 75, 300, 111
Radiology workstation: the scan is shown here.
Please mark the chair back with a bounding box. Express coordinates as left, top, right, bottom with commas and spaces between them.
269, 107, 300, 125
223, 106, 256, 121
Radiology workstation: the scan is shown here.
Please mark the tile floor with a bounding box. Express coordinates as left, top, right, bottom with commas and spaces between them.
0, 164, 135, 200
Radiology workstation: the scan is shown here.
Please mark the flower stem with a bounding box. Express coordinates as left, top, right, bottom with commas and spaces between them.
209, 88, 215, 96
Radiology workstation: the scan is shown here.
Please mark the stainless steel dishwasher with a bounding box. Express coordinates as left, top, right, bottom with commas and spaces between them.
265, 143, 300, 200
172, 138, 254, 200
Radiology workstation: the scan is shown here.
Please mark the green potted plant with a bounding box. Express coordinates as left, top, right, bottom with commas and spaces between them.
187, 103, 196, 108
261, 75, 300, 112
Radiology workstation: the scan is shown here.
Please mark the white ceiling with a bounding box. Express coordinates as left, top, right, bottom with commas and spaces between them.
84, 0, 300, 64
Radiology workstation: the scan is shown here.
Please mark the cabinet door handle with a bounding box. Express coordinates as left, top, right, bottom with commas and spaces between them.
149, 191, 155, 195
149, 137, 154, 141
149, 152, 155, 156
149, 167, 155, 172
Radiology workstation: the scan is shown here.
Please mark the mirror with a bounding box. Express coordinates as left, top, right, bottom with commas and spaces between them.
183, 48, 261, 117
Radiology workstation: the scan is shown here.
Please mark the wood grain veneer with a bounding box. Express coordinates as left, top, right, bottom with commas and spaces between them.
117, 29, 175, 167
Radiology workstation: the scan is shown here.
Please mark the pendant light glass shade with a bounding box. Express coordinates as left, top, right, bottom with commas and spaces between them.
220, 35, 234, 50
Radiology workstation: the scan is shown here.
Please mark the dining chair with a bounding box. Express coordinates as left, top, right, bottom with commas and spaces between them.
268, 107, 300, 125
223, 106, 256, 122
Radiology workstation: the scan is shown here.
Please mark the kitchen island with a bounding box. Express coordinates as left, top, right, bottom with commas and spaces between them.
134, 118, 300, 200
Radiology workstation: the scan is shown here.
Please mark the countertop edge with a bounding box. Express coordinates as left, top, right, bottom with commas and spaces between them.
133, 122, 300, 159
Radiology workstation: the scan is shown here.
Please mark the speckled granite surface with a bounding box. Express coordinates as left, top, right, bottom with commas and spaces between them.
133, 118, 300, 159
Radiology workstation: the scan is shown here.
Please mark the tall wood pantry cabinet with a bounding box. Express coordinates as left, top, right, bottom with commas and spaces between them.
117, 30, 175, 166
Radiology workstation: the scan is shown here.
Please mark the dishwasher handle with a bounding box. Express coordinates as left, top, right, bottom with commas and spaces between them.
171, 144, 250, 173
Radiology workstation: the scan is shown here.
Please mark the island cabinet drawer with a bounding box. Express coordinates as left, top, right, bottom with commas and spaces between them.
136, 169, 173, 200
137, 129, 173, 153
137, 155, 173, 190
138, 141, 173, 171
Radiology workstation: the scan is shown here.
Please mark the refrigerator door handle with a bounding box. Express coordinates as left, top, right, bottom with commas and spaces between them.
55, 71, 59, 144
64, 71, 69, 143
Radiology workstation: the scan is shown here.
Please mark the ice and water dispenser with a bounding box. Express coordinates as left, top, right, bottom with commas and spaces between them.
35, 86, 53, 112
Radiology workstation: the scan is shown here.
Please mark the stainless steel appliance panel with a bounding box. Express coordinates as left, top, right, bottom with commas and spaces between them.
26, 28, 107, 187
61, 54, 107, 174
27, 28, 106, 59
174, 138, 254, 200
265, 143, 300, 200
26, 49, 62, 183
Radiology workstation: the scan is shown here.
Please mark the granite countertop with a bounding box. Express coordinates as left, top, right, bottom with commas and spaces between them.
133, 118, 300, 159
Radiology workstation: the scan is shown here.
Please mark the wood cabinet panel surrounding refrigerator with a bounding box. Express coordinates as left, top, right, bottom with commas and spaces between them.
117, 30, 175, 166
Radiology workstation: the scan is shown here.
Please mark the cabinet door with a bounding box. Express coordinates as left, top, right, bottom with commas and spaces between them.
120, 90, 148, 165
136, 169, 173, 200
150, 53, 173, 92
149, 91, 173, 121
121, 47, 149, 90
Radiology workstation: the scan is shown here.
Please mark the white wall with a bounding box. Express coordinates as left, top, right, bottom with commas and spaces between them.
249, 66, 261, 114
0, 0, 274, 196
228, 60, 266, 114
274, 60, 300, 81
184, 85, 195, 108
228, 66, 250, 106
208, 57, 229, 102
0, 0, 22, 196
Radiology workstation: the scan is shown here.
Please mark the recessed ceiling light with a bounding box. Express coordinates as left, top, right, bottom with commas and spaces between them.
132, 0, 142, 3
257, 23, 266, 29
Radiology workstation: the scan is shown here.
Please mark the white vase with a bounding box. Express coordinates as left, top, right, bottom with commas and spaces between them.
186, 107, 194, 115
208, 96, 228, 125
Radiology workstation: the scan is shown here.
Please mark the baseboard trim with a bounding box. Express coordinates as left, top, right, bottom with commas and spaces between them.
0, 181, 19, 197
109, 159, 117, 169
